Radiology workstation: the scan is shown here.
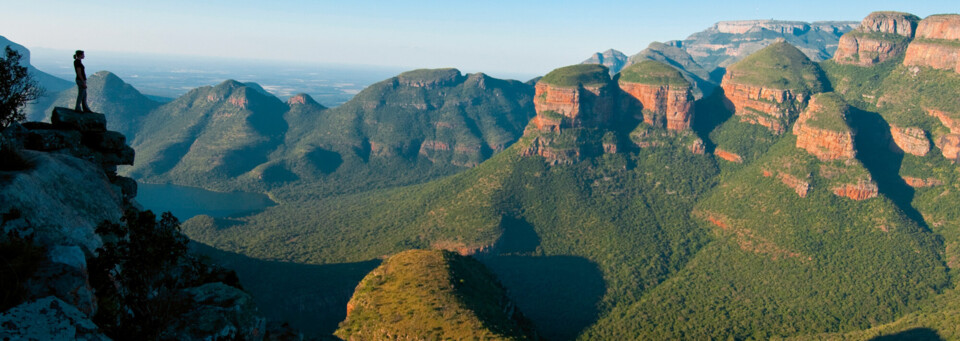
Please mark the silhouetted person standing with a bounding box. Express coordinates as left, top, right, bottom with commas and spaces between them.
74, 50, 92, 112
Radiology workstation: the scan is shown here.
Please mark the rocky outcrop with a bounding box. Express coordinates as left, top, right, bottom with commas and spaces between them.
889, 125, 930, 156
397, 68, 465, 89
618, 60, 695, 131
519, 135, 582, 165
679, 20, 857, 70
903, 176, 944, 188
721, 81, 808, 133
163, 283, 267, 341
937, 134, 960, 161
903, 15, 960, 73
862, 12, 920, 37
715, 148, 743, 163
832, 181, 879, 200
720, 42, 824, 134
792, 94, 855, 161
833, 12, 919, 66
779, 173, 811, 198
0, 297, 110, 341
532, 82, 616, 130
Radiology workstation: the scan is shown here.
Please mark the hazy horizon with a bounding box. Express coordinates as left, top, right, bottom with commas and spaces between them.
3, 1, 957, 77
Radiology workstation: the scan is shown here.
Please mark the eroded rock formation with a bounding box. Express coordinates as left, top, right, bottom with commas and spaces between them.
721, 80, 809, 134
903, 14, 960, 73
833, 181, 880, 200
889, 125, 930, 156
792, 94, 856, 161
619, 82, 694, 131
834, 12, 919, 66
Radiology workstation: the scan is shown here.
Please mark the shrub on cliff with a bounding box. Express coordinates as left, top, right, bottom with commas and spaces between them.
89, 209, 240, 339
0, 46, 43, 128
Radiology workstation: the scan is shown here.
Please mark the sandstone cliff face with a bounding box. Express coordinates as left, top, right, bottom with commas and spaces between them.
833, 181, 880, 200
833, 12, 918, 66
889, 125, 930, 156
619, 82, 694, 131
903, 176, 944, 188
937, 134, 960, 161
860, 12, 919, 37
792, 96, 856, 161
715, 148, 743, 163
533, 82, 616, 130
720, 78, 808, 134
903, 15, 960, 74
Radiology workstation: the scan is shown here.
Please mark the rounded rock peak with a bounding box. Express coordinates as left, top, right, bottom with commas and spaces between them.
539, 64, 611, 88
915, 14, 960, 41
858, 11, 921, 37
618, 60, 689, 87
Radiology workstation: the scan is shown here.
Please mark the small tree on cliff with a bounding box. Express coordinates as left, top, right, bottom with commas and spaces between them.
0, 46, 43, 128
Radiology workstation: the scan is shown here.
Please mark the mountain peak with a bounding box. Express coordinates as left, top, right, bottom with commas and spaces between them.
287, 93, 323, 108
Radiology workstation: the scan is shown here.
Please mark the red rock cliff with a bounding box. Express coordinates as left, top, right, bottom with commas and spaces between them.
834, 12, 919, 66
619, 82, 694, 131
532, 82, 615, 131
889, 125, 930, 156
903, 14, 960, 74
792, 95, 856, 161
720, 77, 807, 134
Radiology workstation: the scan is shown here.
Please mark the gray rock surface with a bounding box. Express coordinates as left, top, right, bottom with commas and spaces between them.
0, 296, 111, 340
163, 282, 267, 341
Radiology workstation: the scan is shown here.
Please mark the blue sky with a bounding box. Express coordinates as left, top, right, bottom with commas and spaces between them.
2, 1, 956, 77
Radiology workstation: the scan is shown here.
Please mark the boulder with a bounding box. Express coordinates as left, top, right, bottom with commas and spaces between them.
82, 131, 127, 151
51, 107, 106, 132
0, 296, 110, 340
25, 245, 97, 316
163, 282, 267, 341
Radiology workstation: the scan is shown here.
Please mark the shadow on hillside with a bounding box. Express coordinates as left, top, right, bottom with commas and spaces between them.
477, 217, 605, 341
691, 87, 734, 154
869, 327, 943, 341
190, 242, 380, 337
847, 107, 929, 230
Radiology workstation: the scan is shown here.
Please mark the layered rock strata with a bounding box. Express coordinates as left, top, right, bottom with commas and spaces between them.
617, 61, 695, 131
833, 181, 880, 200
903, 14, 960, 73
889, 125, 930, 156
834, 12, 919, 66
722, 80, 808, 134
792, 95, 856, 161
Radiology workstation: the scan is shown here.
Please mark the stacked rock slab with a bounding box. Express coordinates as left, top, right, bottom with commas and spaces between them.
618, 60, 695, 131
833, 12, 919, 66
720, 41, 825, 134
903, 14, 960, 74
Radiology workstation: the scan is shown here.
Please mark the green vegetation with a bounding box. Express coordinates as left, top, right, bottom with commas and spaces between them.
874, 65, 960, 130
726, 41, 827, 93
539, 64, 611, 88
819, 56, 902, 109
803, 92, 851, 132
396, 68, 462, 84
618, 60, 690, 87
89, 210, 241, 339
584, 133, 949, 339
709, 118, 779, 170
335, 250, 536, 340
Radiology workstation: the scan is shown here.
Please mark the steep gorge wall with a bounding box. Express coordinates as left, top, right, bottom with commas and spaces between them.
903, 14, 960, 74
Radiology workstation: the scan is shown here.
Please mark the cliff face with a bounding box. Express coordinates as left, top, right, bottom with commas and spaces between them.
680, 20, 857, 70
719, 42, 825, 134
832, 181, 880, 200
619, 82, 693, 131
722, 80, 808, 133
903, 14, 960, 74
532, 82, 616, 130
889, 125, 930, 156
832, 12, 919, 67
792, 95, 856, 161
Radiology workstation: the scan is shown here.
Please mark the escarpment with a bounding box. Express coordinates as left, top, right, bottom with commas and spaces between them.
903, 14, 960, 73
833, 12, 919, 66
618, 60, 695, 131
531, 64, 616, 131
720, 42, 826, 134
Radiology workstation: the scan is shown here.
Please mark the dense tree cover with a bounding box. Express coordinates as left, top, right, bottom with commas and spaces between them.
619, 60, 690, 86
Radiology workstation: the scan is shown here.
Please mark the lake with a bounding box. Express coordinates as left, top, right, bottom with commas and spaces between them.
135, 182, 276, 221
